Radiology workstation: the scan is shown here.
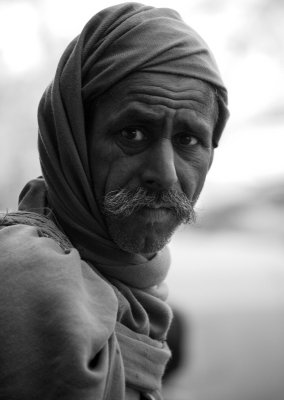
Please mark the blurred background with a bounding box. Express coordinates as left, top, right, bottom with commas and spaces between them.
0, 0, 283, 399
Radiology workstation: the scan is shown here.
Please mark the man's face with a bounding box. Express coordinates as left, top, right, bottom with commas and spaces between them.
87, 73, 217, 257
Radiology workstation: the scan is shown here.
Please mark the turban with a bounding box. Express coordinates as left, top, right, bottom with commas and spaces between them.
16, 3, 229, 395
36, 2, 229, 286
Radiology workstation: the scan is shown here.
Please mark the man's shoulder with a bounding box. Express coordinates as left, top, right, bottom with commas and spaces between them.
0, 224, 121, 398
0, 223, 78, 279
0, 223, 118, 325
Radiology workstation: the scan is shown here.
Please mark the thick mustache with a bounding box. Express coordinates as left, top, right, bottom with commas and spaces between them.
103, 187, 196, 224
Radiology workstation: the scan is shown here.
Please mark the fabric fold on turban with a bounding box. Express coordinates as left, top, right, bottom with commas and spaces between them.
37, 1, 229, 290
17, 3, 229, 395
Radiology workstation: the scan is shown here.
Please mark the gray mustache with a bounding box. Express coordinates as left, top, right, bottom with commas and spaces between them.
103, 187, 196, 224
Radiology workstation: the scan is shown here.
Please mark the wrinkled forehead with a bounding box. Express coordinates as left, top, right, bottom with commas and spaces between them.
94, 72, 216, 115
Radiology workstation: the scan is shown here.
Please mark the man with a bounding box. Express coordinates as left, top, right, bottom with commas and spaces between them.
0, 3, 229, 399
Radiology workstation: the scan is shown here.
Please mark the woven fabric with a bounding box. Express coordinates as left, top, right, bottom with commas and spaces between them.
11, 3, 229, 398
37, 2, 228, 289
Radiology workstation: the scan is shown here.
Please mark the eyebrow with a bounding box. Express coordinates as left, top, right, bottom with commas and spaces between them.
107, 101, 213, 136
110, 102, 158, 122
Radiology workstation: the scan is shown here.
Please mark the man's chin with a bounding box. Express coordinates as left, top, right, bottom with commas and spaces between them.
105, 211, 180, 256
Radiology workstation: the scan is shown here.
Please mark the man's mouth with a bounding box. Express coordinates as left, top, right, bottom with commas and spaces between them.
137, 206, 174, 223
145, 202, 172, 209
103, 187, 195, 224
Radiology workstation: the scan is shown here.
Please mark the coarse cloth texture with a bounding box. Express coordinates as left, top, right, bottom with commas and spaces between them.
16, 184, 171, 400
4, 2, 229, 399
37, 1, 229, 287
0, 223, 170, 400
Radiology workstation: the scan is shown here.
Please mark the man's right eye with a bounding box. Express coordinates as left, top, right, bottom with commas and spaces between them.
120, 128, 147, 142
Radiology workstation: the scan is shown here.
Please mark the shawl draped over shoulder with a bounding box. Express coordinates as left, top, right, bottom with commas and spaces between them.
0, 3, 228, 399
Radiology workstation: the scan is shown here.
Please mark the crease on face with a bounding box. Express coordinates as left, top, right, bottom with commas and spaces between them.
91, 73, 219, 136
85, 71, 218, 255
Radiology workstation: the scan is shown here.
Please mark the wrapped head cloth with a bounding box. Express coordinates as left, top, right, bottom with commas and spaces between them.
16, 4, 229, 394
34, 2, 229, 287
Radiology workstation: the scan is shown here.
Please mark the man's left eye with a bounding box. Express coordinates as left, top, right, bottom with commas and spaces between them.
174, 133, 199, 146
120, 128, 146, 142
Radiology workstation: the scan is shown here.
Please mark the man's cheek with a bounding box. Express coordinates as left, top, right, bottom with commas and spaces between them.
192, 168, 210, 202
104, 156, 143, 194
90, 145, 119, 192
179, 162, 209, 201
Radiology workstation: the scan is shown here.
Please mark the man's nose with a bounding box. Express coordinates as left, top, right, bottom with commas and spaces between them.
141, 139, 178, 191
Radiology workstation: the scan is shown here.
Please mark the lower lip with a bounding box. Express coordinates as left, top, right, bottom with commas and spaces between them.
138, 207, 172, 222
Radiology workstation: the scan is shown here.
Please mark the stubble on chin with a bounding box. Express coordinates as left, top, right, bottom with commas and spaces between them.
102, 186, 196, 255
105, 213, 179, 256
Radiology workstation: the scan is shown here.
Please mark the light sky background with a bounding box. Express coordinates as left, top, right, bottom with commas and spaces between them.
0, 2, 283, 398
0, 0, 283, 204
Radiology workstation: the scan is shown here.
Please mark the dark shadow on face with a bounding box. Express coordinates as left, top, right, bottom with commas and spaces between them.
86, 72, 217, 256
